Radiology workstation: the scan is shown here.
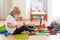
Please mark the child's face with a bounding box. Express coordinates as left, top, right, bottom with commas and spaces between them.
14, 14, 20, 19
13, 7, 20, 19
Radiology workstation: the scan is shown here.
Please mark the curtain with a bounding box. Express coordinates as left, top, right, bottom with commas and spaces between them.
0, 0, 12, 19
26, 0, 31, 19
0, 0, 4, 19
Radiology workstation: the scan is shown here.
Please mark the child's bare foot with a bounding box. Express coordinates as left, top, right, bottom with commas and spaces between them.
30, 31, 36, 35
21, 31, 30, 35
34, 28, 39, 32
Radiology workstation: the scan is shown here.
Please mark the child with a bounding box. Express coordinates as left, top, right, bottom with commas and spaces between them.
5, 6, 31, 35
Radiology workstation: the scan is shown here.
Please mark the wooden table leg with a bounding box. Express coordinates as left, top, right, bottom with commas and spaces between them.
30, 14, 33, 21
44, 14, 47, 21
45, 14, 47, 21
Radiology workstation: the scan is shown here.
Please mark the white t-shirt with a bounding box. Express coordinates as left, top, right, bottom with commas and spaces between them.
5, 15, 16, 34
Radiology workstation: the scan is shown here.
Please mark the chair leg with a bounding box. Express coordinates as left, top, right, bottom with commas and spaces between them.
44, 14, 47, 21
30, 14, 33, 21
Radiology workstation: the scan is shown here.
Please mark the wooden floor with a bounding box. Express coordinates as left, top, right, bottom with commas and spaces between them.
0, 34, 48, 40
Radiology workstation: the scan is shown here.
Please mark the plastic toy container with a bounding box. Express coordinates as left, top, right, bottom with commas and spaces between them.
0, 26, 6, 32
15, 34, 29, 39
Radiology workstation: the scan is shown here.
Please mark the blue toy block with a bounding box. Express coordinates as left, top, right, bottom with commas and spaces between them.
0, 30, 10, 36
54, 29, 60, 33
40, 16, 42, 24
4, 30, 10, 36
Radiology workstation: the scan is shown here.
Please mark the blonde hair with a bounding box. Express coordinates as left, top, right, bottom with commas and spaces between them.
11, 6, 21, 15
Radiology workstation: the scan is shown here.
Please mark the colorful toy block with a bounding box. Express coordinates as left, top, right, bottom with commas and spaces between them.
22, 22, 27, 26
54, 29, 60, 33
38, 24, 46, 28
40, 16, 43, 24
30, 23, 35, 27
3, 30, 10, 36
37, 32, 47, 35
44, 30, 50, 33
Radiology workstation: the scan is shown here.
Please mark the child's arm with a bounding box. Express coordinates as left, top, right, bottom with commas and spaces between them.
7, 23, 23, 28
7, 23, 15, 28
16, 24, 22, 29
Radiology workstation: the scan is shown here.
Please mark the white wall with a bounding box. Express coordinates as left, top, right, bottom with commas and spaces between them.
42, 0, 47, 10
0, 0, 3, 19
52, 0, 60, 17
0, 0, 12, 19
12, 0, 48, 19
26, 0, 31, 19
13, 0, 26, 18
47, 0, 52, 26
31, 0, 47, 10
3, 0, 12, 19
47, 0, 60, 26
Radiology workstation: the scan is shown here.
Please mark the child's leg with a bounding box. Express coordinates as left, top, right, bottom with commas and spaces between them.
13, 26, 33, 34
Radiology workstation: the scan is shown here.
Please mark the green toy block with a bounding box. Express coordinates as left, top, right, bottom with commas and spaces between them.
0, 26, 6, 32
15, 34, 29, 39
37, 32, 47, 35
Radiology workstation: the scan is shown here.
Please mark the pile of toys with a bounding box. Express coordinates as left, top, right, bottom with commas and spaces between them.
21, 21, 48, 35
21, 21, 60, 35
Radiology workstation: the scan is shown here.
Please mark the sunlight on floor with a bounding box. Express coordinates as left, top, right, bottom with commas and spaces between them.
0, 34, 5, 40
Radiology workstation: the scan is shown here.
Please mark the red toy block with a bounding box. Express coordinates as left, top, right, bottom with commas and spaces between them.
22, 22, 27, 26
38, 24, 46, 28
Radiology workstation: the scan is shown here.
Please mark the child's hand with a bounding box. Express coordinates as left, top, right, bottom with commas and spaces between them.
15, 25, 22, 29
34, 28, 39, 32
